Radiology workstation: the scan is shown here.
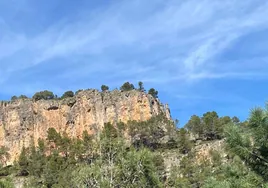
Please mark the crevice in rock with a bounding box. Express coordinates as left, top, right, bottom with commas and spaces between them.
47, 106, 59, 111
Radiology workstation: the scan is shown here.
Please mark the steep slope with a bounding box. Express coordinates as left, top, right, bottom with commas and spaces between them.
0, 89, 171, 163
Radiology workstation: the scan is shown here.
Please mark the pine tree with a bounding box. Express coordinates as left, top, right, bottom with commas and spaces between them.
225, 106, 268, 180
138, 81, 145, 92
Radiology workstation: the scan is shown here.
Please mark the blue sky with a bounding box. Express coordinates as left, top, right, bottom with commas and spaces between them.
1, 0, 268, 126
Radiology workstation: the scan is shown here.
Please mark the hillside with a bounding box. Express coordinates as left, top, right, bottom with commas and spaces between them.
0, 86, 267, 188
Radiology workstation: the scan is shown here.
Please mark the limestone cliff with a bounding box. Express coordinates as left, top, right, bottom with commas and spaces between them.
0, 89, 171, 163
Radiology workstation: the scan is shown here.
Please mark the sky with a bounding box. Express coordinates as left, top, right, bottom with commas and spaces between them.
1, 0, 268, 126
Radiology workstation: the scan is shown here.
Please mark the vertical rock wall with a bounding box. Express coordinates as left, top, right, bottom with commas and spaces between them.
0, 89, 171, 162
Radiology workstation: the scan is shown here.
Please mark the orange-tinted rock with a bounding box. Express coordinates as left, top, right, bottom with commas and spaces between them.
0, 89, 171, 163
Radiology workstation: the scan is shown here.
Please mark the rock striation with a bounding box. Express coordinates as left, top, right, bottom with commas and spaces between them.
0, 89, 171, 163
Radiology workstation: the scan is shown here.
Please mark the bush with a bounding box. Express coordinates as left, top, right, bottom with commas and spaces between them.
0, 178, 14, 188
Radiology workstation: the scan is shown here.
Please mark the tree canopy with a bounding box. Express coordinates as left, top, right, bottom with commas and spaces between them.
32, 90, 55, 101
148, 88, 158, 98
138, 81, 145, 92
120, 82, 135, 91
61, 91, 74, 99
101, 85, 109, 92
185, 111, 233, 140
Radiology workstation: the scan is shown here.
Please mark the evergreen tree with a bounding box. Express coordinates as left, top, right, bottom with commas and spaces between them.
177, 128, 193, 154
10, 96, 18, 101
18, 95, 28, 99
28, 144, 46, 177
101, 85, 109, 92
120, 82, 135, 91
18, 146, 29, 176
232, 116, 240, 124
61, 90, 74, 99
202, 111, 219, 139
47, 128, 61, 145
185, 112, 231, 140
138, 81, 145, 92
185, 115, 203, 138
225, 106, 268, 180
148, 88, 158, 98
33, 90, 55, 101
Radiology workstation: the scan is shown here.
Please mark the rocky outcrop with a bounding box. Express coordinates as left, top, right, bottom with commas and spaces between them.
194, 139, 226, 163
0, 89, 171, 163
163, 139, 226, 175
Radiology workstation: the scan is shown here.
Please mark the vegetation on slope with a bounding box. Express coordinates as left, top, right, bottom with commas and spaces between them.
0, 106, 267, 187
0, 114, 173, 187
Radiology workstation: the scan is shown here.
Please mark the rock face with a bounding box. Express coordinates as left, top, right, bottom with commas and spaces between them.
162, 139, 226, 177
0, 89, 171, 163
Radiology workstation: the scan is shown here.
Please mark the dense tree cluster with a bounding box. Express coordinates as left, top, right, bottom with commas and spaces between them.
0, 117, 172, 187
185, 111, 236, 140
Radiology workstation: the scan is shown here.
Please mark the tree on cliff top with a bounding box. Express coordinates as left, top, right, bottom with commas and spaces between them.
11, 95, 28, 101
18, 95, 28, 99
10, 96, 18, 101
120, 82, 135, 91
61, 91, 74, 99
32, 90, 55, 101
101, 85, 109, 92
148, 88, 158, 98
138, 81, 145, 92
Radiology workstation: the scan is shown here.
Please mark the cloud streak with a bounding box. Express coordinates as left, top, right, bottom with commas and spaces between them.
1, 0, 268, 81
1, 0, 268, 124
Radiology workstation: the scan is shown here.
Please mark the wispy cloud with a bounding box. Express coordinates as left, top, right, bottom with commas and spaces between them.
1, 0, 268, 82
1, 0, 268, 124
